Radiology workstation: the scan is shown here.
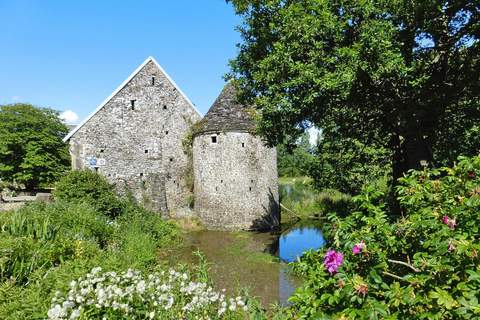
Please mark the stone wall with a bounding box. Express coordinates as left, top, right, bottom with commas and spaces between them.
193, 131, 280, 230
68, 60, 201, 215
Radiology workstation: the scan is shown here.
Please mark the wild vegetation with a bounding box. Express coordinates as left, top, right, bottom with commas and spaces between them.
286, 156, 480, 319
0, 171, 251, 319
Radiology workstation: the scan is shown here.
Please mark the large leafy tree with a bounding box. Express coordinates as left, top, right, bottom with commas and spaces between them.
228, 0, 480, 188
0, 104, 70, 189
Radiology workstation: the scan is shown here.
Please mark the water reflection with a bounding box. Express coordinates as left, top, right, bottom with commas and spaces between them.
279, 225, 326, 262
170, 221, 325, 306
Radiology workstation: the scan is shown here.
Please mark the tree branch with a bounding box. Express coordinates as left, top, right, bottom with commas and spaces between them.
388, 259, 421, 272
382, 271, 410, 283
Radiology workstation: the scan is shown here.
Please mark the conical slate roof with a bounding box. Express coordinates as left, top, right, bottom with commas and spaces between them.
194, 82, 255, 135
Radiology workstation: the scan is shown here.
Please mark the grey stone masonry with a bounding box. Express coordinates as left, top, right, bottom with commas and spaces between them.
65, 57, 201, 215
193, 84, 280, 230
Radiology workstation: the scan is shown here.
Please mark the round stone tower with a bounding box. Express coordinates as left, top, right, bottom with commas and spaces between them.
193, 82, 280, 230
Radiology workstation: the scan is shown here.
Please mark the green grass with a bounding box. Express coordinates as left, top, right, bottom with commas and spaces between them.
0, 199, 180, 319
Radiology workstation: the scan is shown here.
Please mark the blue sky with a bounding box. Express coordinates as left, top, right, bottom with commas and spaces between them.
0, 1, 241, 123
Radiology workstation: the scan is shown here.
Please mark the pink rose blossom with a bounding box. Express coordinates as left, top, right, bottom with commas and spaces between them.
442, 215, 457, 230
352, 241, 366, 255
323, 249, 344, 274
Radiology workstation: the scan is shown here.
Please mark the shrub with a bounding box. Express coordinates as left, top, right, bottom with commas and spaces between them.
47, 267, 249, 320
288, 155, 480, 319
0, 198, 180, 319
53, 170, 124, 218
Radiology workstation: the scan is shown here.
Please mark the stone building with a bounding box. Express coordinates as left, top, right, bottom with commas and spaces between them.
192, 82, 280, 230
64, 57, 201, 216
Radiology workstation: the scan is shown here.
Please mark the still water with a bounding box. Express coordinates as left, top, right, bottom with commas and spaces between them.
172, 221, 326, 306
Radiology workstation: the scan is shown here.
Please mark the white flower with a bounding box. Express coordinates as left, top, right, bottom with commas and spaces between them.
148, 311, 155, 319
47, 304, 65, 319
69, 309, 80, 320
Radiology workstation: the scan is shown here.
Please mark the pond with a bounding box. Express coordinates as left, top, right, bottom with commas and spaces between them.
170, 221, 326, 306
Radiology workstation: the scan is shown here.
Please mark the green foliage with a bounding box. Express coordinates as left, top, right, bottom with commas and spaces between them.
53, 170, 124, 218
277, 132, 316, 177
0, 201, 112, 285
228, 0, 480, 187
0, 193, 180, 318
0, 103, 70, 189
280, 177, 353, 219
310, 124, 392, 194
288, 155, 480, 319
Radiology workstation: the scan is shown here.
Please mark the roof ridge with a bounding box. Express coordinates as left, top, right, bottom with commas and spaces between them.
63, 57, 201, 142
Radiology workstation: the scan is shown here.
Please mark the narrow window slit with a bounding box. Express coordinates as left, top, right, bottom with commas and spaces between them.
211, 136, 217, 143
163, 105, 167, 110
130, 100, 136, 110
151, 76, 155, 85
241, 143, 245, 147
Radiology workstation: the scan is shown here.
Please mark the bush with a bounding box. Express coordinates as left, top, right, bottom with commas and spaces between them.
53, 170, 124, 218
47, 267, 250, 319
0, 196, 180, 319
288, 155, 480, 319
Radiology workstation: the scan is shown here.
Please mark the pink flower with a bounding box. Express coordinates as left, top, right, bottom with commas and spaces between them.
442, 215, 457, 230
323, 250, 344, 274
442, 215, 450, 225
352, 241, 366, 255
448, 241, 455, 252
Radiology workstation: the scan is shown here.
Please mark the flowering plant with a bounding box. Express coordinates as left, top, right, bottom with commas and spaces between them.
48, 267, 248, 320
289, 156, 480, 319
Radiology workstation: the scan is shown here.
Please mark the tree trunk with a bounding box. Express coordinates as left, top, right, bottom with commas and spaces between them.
390, 125, 433, 216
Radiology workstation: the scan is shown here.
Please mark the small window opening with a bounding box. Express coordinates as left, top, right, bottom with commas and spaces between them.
100, 149, 104, 153
173, 180, 176, 184
220, 180, 223, 183
165, 130, 169, 135
139, 173, 143, 177
145, 150, 148, 154
151, 76, 155, 85
249, 187, 252, 191
130, 100, 136, 110
211, 136, 217, 143
163, 105, 167, 110
170, 157, 173, 162
107, 173, 111, 177
241, 143, 245, 148
251, 179, 254, 183
215, 186, 218, 191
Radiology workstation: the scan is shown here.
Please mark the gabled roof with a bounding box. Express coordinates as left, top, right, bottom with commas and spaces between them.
63, 56, 201, 142
194, 82, 255, 136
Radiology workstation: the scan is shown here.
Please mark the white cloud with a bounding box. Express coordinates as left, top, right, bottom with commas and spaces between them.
11, 96, 22, 102
60, 110, 79, 124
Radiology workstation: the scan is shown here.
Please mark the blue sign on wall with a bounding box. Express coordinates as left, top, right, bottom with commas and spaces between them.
89, 157, 97, 167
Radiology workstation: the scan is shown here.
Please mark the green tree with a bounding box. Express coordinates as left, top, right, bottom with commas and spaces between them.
228, 0, 480, 190
277, 131, 316, 177
0, 103, 70, 189
311, 123, 392, 194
